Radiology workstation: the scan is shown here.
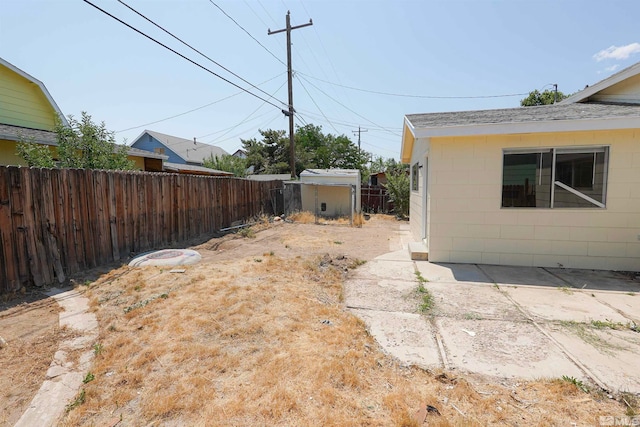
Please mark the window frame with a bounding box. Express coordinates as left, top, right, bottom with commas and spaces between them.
411, 163, 419, 192
501, 145, 609, 209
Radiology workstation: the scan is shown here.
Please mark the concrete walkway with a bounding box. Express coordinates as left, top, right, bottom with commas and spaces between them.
345, 224, 640, 394
15, 288, 98, 427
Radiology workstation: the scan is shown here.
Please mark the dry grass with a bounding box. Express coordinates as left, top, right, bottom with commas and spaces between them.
288, 211, 365, 227
0, 296, 61, 426
59, 220, 626, 426
287, 211, 316, 224
0, 330, 63, 425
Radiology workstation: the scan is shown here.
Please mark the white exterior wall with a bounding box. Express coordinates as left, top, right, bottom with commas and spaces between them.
426, 129, 640, 271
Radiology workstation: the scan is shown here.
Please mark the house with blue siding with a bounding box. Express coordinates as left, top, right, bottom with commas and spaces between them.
131, 130, 228, 166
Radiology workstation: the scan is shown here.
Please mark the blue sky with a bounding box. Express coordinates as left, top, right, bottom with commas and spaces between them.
2, 0, 640, 160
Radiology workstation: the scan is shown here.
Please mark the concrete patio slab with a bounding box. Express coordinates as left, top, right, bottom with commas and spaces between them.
344, 278, 418, 312
351, 258, 416, 281
414, 262, 491, 283
546, 323, 640, 393
349, 308, 441, 370
592, 292, 640, 323
374, 249, 413, 262
504, 287, 630, 324
479, 265, 566, 287
546, 268, 640, 293
426, 282, 526, 321
344, 233, 640, 394
436, 317, 585, 380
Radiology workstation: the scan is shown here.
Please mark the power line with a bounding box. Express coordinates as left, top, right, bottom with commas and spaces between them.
257, 0, 279, 26
200, 109, 274, 140
215, 111, 284, 146
294, 112, 309, 127
297, 71, 529, 99
116, 0, 285, 107
243, 0, 270, 28
207, 0, 287, 68
207, 79, 288, 143
299, 0, 354, 112
297, 74, 401, 136
116, 72, 285, 134
296, 109, 401, 133
82, 0, 284, 110
296, 75, 339, 134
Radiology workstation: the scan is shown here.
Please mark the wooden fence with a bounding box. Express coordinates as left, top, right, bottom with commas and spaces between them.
361, 185, 391, 213
0, 166, 281, 294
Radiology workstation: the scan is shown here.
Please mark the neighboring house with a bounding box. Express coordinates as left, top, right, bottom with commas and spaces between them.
401, 62, 640, 271
0, 58, 166, 171
298, 169, 361, 217
0, 57, 68, 165
232, 149, 247, 159
130, 130, 228, 167
369, 170, 388, 186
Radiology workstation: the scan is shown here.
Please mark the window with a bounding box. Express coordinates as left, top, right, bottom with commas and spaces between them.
502, 147, 608, 208
411, 163, 419, 192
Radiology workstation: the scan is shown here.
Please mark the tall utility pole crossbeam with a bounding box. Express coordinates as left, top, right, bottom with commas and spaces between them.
352, 126, 368, 153
268, 11, 312, 179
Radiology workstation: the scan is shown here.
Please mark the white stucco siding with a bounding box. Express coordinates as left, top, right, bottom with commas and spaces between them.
427, 129, 640, 271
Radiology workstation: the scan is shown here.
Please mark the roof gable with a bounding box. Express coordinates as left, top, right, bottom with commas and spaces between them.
133, 130, 228, 165
561, 61, 640, 104
0, 58, 68, 129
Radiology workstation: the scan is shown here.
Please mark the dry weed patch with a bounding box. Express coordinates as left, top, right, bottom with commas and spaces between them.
59, 220, 626, 426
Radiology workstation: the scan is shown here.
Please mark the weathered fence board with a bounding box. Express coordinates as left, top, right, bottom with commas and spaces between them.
0, 166, 281, 294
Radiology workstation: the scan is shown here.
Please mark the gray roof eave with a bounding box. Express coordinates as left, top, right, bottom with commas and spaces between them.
406, 103, 640, 139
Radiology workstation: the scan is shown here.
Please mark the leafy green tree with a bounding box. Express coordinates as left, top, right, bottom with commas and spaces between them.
17, 112, 134, 170
241, 129, 294, 175
520, 89, 568, 106
16, 139, 56, 167
203, 154, 248, 177
294, 124, 370, 176
385, 164, 410, 218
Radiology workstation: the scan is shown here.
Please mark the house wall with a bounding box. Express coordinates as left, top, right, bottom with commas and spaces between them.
0, 65, 57, 130
0, 140, 24, 165
131, 133, 184, 164
301, 184, 353, 218
426, 129, 640, 271
409, 138, 429, 242
592, 73, 640, 104
127, 155, 146, 170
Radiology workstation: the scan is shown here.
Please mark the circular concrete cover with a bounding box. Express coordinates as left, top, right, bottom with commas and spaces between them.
128, 249, 202, 267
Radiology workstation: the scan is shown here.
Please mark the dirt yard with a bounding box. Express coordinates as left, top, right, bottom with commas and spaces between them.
0, 292, 62, 425
1, 214, 631, 426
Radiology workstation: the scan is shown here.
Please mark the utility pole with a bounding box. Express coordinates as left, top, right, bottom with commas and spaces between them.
352, 126, 368, 153
268, 11, 313, 179
553, 83, 558, 104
